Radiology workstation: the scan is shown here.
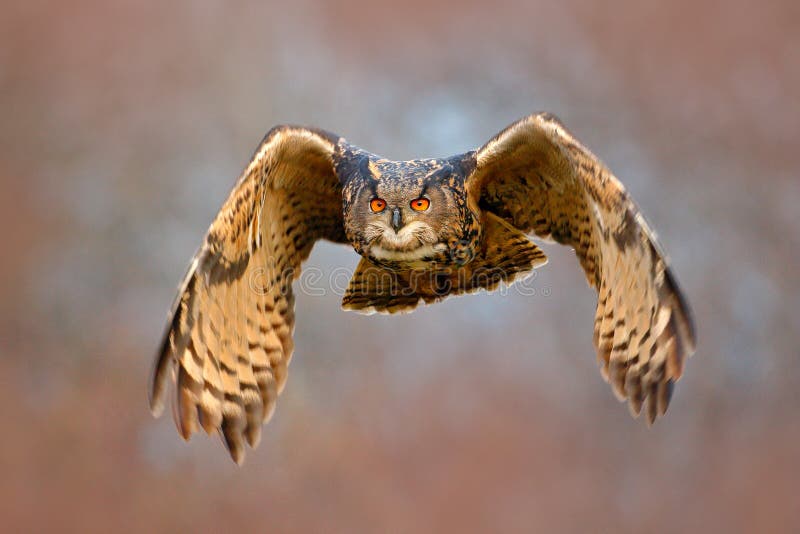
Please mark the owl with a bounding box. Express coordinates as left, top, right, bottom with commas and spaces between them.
149, 113, 696, 464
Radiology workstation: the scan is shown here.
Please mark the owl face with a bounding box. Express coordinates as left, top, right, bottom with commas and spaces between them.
341, 157, 480, 269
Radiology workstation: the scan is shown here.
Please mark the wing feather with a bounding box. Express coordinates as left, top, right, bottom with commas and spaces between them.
149, 126, 348, 463
467, 113, 696, 422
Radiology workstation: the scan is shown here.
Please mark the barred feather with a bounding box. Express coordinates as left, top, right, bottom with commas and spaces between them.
468, 113, 696, 423
149, 126, 347, 464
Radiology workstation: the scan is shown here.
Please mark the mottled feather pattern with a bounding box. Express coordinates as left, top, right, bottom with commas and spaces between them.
151, 114, 696, 464
342, 212, 547, 313
467, 113, 696, 422
149, 126, 347, 463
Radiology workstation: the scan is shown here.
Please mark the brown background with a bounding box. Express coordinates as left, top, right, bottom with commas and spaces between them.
2, 0, 799, 532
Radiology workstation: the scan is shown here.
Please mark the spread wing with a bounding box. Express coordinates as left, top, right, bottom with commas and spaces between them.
466, 113, 696, 423
149, 126, 348, 463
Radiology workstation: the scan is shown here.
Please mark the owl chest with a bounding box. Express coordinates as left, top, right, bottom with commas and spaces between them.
364, 233, 480, 272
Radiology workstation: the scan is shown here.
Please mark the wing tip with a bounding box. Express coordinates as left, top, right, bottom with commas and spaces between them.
148, 397, 166, 417
221, 427, 247, 466
148, 255, 203, 419
147, 347, 172, 418
663, 267, 698, 355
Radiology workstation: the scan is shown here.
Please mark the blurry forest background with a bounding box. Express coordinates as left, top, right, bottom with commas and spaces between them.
2, 0, 799, 532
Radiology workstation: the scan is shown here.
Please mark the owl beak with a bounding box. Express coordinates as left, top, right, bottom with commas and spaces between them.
391, 208, 403, 232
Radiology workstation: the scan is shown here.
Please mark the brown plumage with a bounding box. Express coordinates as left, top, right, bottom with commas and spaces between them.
149, 114, 696, 463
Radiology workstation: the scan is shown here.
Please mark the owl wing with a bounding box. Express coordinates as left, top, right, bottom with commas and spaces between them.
466, 113, 696, 423
149, 126, 348, 463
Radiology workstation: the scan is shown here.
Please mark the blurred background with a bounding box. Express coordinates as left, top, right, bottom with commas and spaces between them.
2, 0, 799, 532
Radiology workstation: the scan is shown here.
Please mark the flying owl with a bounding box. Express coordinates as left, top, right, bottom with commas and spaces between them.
149, 113, 696, 464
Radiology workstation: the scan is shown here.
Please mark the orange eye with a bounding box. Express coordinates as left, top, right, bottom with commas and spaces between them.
370, 198, 387, 212
410, 197, 430, 211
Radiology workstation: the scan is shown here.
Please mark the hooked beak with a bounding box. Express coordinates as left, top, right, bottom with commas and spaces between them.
391, 208, 402, 232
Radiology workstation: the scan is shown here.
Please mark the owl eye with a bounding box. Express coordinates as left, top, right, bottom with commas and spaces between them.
370, 198, 387, 213
410, 197, 430, 212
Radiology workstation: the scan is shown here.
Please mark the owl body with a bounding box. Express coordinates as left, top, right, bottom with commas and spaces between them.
150, 114, 696, 464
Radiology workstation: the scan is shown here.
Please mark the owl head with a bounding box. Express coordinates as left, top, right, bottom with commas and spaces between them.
340, 154, 480, 269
